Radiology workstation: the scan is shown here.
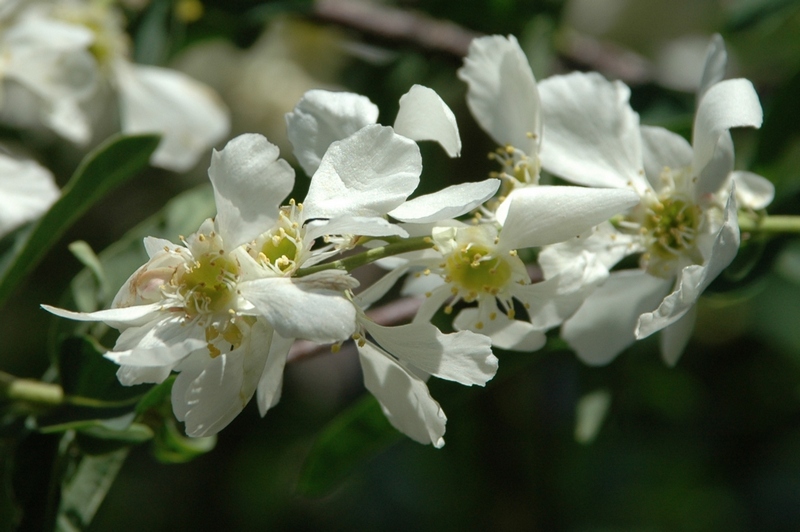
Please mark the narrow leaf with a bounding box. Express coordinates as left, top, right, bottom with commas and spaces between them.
0, 134, 160, 306
295, 395, 402, 497
56, 447, 128, 532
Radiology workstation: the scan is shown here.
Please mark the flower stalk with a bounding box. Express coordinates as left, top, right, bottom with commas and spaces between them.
738, 214, 800, 234
295, 235, 435, 277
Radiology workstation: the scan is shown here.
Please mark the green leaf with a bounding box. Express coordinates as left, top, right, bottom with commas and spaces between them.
295, 395, 403, 497
0, 134, 160, 307
37, 336, 147, 430
55, 445, 128, 532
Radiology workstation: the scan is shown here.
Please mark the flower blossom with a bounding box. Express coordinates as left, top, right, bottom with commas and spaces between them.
360, 34, 638, 350
43, 124, 428, 436
0, 0, 229, 171
535, 34, 771, 365
0, 149, 59, 238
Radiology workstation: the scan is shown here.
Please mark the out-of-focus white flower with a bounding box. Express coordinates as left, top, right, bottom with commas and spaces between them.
0, 149, 59, 238
537, 35, 771, 366
0, 0, 229, 172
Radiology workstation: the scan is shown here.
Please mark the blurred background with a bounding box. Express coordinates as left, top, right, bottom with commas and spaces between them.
5, 0, 800, 529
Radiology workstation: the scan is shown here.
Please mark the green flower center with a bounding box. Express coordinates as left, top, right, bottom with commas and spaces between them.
445, 245, 513, 301
260, 228, 298, 272
644, 197, 701, 260
179, 252, 239, 317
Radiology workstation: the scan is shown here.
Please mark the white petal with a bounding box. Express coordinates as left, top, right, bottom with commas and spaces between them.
692, 78, 762, 196
388, 179, 500, 223
731, 171, 774, 210
636, 190, 739, 339
354, 261, 412, 308
304, 216, 408, 242
143, 236, 179, 258
562, 270, 672, 365
457, 35, 540, 154
515, 252, 609, 331
116, 364, 172, 386
41, 302, 162, 327
208, 133, 294, 248
539, 72, 646, 190
115, 62, 230, 172
0, 154, 59, 237
363, 320, 497, 386
286, 90, 379, 176
394, 85, 461, 157
107, 315, 206, 366
539, 222, 643, 278
303, 124, 421, 220
640, 125, 693, 190
453, 307, 546, 352
697, 34, 727, 103
659, 304, 697, 366
256, 330, 292, 416
358, 342, 447, 447
239, 273, 357, 343
497, 186, 640, 250
172, 318, 271, 436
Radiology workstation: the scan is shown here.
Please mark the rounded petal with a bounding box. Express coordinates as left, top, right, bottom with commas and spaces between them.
539, 72, 646, 190
388, 179, 500, 223
303, 124, 421, 220
457, 35, 540, 154
563, 271, 673, 365
208, 133, 294, 248
692, 78, 762, 196
0, 154, 59, 237
731, 171, 774, 210
115, 62, 230, 172
363, 320, 497, 386
239, 272, 358, 343
453, 307, 546, 352
636, 190, 740, 339
497, 186, 641, 250
286, 90, 379, 176
358, 342, 446, 448
394, 84, 461, 157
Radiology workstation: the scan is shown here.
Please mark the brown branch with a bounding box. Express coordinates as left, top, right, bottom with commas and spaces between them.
312, 0, 481, 57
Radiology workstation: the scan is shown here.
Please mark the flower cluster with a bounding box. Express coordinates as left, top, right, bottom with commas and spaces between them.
44, 33, 767, 447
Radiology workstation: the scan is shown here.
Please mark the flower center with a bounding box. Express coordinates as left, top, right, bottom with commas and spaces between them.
637, 194, 703, 278
444, 244, 513, 302
178, 252, 239, 317
55, 2, 128, 67
488, 141, 540, 187
252, 202, 304, 274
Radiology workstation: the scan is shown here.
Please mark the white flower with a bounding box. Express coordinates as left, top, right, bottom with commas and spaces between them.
0, 149, 59, 238
0, 0, 229, 172
358, 185, 639, 351
536, 35, 770, 365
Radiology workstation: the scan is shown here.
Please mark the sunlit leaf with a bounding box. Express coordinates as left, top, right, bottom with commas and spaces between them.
56, 443, 128, 532
295, 395, 402, 497
0, 134, 160, 307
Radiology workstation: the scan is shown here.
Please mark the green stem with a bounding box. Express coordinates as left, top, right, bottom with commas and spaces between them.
0, 372, 63, 406
0, 371, 141, 409
295, 236, 434, 277
738, 214, 800, 234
